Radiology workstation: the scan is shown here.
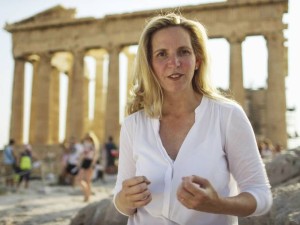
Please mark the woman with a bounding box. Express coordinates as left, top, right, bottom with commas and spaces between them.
113, 13, 272, 225
78, 134, 97, 202
65, 137, 83, 186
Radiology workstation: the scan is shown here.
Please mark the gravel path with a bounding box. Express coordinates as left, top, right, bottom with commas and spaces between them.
0, 176, 116, 225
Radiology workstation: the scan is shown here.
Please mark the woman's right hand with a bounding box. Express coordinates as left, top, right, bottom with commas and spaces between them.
115, 176, 152, 215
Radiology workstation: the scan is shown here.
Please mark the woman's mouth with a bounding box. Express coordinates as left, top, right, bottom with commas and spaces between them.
168, 73, 183, 79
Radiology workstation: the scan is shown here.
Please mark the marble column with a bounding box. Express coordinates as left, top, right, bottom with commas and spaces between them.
228, 35, 246, 109
265, 32, 287, 148
49, 67, 60, 144
29, 59, 39, 144
105, 45, 120, 143
10, 57, 25, 144
123, 48, 136, 103
31, 53, 53, 144
67, 49, 88, 140
84, 63, 90, 131
93, 51, 107, 144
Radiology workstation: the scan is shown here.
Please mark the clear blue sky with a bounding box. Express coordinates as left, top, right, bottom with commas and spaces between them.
0, 0, 299, 149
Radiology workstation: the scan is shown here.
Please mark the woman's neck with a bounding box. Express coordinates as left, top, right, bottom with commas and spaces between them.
162, 91, 203, 117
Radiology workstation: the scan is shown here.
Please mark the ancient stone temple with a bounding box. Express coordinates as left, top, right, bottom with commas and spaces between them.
5, 0, 289, 148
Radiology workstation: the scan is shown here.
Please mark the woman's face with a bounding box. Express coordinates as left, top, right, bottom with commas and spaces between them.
151, 26, 200, 95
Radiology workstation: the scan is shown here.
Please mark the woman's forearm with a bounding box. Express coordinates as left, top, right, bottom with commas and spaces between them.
218, 192, 257, 217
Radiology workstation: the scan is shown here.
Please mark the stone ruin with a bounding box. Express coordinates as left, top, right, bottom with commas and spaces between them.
5, 0, 289, 150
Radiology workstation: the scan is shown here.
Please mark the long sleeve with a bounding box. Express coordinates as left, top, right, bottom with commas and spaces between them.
113, 115, 137, 216
223, 104, 273, 216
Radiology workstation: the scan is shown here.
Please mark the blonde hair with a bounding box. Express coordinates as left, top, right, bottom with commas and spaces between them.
127, 13, 228, 118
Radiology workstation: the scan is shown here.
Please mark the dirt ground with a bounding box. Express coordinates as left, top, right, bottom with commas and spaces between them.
0, 175, 116, 225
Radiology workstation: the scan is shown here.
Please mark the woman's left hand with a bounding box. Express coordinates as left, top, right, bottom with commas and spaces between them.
176, 175, 223, 214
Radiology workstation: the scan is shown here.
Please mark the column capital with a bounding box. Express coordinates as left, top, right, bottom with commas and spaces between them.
263, 31, 285, 44
86, 49, 107, 61
226, 33, 246, 44
105, 44, 122, 55
26, 54, 40, 63
71, 48, 87, 58
14, 55, 27, 61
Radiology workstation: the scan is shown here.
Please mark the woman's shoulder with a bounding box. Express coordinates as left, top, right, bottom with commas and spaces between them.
207, 96, 243, 112
123, 109, 148, 125
207, 96, 249, 125
121, 109, 154, 134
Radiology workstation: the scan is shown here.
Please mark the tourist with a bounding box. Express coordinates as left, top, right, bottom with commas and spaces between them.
3, 139, 17, 190
113, 13, 272, 225
104, 136, 118, 174
17, 144, 34, 190
77, 134, 97, 202
65, 137, 83, 187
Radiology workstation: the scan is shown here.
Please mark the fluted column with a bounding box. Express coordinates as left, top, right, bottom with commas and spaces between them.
49, 67, 60, 144
105, 45, 120, 143
29, 59, 39, 144
67, 49, 88, 140
31, 53, 53, 144
93, 51, 107, 144
228, 35, 246, 109
265, 32, 287, 148
84, 62, 90, 130
10, 57, 26, 144
123, 47, 136, 103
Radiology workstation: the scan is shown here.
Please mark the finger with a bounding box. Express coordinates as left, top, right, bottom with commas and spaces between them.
125, 187, 152, 208
177, 182, 194, 202
135, 190, 151, 201
181, 176, 206, 196
125, 182, 149, 196
144, 177, 151, 185
128, 189, 151, 202
177, 187, 195, 209
190, 175, 210, 188
132, 193, 152, 208
123, 176, 150, 188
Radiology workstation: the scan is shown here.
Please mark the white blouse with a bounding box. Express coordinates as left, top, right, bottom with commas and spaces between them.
113, 96, 272, 225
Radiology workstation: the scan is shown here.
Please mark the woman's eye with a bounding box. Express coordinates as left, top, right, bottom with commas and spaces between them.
179, 49, 191, 56
157, 51, 166, 58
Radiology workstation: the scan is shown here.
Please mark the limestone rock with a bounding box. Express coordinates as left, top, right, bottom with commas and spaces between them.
70, 198, 127, 225
239, 148, 300, 225
239, 176, 300, 225
266, 148, 300, 186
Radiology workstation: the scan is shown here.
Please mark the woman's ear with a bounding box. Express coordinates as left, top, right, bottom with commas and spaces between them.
195, 58, 201, 70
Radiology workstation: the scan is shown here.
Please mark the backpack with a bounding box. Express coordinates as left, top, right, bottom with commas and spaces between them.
20, 155, 32, 170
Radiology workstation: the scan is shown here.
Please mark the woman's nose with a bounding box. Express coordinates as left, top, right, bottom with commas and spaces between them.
168, 55, 181, 67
